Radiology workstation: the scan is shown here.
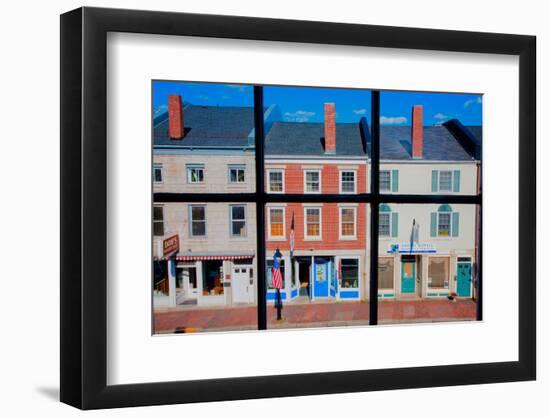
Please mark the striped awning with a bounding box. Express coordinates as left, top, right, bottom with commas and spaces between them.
175, 254, 254, 261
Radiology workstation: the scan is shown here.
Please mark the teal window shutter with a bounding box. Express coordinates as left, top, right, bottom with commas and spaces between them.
391, 169, 399, 192
452, 212, 460, 237
431, 170, 438, 192
453, 170, 461, 192
391, 212, 398, 237
430, 212, 437, 237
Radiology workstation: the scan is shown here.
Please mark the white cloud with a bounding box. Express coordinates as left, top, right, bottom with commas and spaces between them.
226, 84, 249, 92
433, 113, 449, 120
353, 108, 368, 115
464, 96, 482, 108
284, 110, 316, 122
380, 116, 407, 125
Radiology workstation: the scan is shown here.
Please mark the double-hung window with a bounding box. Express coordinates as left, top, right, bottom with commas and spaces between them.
439, 170, 453, 192
153, 205, 164, 236
229, 165, 246, 184
304, 207, 322, 239
340, 170, 356, 193
379, 212, 391, 237
304, 170, 321, 193
187, 164, 205, 184
431, 205, 459, 238
189, 205, 206, 237
268, 170, 284, 193
230, 205, 247, 237
380, 170, 391, 192
432, 169, 461, 193
437, 212, 451, 236
153, 164, 163, 183
268, 207, 285, 239
339, 207, 356, 239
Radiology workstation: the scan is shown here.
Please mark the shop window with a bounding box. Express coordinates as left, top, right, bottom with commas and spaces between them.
268, 170, 284, 193
230, 205, 247, 237
187, 164, 205, 183
228, 165, 246, 183
339, 207, 356, 238
189, 205, 206, 236
202, 260, 224, 296
153, 164, 163, 183
266, 259, 285, 290
378, 257, 394, 290
428, 257, 450, 289
153, 260, 168, 295
305, 207, 321, 239
268, 207, 285, 239
340, 170, 356, 193
153, 205, 164, 236
340, 258, 359, 289
304, 170, 321, 193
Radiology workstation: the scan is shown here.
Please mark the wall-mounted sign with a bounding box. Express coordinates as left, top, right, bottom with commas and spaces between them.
388, 243, 436, 254
163, 235, 179, 257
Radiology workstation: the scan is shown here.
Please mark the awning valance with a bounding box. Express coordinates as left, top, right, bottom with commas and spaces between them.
175, 254, 254, 261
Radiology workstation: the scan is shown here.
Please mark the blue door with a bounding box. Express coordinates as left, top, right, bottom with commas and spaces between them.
313, 258, 329, 297
457, 263, 472, 297
401, 258, 416, 294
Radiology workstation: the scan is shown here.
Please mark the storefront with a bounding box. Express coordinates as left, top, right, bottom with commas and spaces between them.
265, 254, 362, 302
153, 252, 256, 308
381, 243, 474, 299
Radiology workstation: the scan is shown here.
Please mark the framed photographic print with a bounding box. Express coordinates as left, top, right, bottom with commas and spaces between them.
60, 6, 536, 410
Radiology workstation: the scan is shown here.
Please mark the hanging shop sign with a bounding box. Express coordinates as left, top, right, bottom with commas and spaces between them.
163, 235, 179, 257
388, 243, 436, 254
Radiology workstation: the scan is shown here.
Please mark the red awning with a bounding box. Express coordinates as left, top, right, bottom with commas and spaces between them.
175, 254, 254, 261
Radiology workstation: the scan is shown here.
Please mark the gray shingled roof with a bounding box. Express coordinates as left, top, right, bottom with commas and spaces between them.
379, 125, 478, 161
154, 105, 481, 161
154, 105, 255, 147
464, 125, 482, 143
265, 122, 366, 157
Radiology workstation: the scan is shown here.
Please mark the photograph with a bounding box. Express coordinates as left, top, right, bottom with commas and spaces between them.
151, 81, 482, 333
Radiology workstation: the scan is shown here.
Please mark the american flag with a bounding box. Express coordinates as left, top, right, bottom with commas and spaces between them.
272, 254, 283, 289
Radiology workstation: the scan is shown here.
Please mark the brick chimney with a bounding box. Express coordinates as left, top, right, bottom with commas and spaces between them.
168, 94, 184, 139
411, 105, 423, 158
324, 103, 336, 154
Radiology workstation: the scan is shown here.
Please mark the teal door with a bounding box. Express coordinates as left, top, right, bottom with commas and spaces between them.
457, 263, 472, 297
401, 259, 416, 293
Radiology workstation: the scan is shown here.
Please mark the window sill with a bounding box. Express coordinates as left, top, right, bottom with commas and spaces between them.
339, 236, 357, 241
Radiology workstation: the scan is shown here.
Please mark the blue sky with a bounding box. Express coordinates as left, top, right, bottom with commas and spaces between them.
153, 81, 482, 126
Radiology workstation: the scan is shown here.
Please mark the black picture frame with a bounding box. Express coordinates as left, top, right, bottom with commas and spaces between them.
60, 6, 536, 410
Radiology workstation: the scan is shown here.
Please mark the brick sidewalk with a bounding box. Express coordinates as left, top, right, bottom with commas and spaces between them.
154, 299, 477, 333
